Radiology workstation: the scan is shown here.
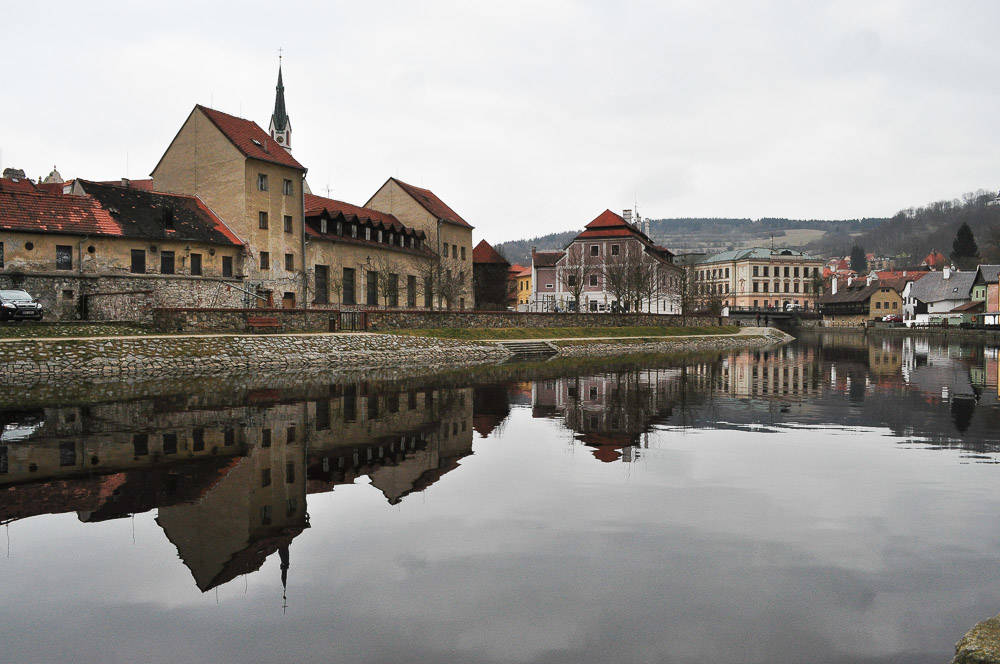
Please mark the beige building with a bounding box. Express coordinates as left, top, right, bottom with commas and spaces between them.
692, 247, 825, 310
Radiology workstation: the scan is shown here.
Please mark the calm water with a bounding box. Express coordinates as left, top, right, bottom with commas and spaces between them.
2, 332, 999, 664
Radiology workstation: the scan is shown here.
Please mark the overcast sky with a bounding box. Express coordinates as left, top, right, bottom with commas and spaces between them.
4, 1, 998, 242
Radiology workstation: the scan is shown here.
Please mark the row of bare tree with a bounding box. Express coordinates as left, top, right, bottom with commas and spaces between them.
555, 243, 682, 313
304, 254, 469, 309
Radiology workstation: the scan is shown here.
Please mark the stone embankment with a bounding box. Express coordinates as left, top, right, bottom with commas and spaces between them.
554, 328, 791, 358
952, 613, 1000, 664
0, 328, 791, 386
0, 333, 508, 386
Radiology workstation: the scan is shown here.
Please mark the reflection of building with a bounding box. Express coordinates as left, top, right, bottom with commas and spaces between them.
0, 381, 475, 593
693, 344, 821, 400
533, 370, 684, 461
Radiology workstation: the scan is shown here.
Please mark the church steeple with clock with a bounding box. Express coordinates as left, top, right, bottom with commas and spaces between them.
269, 61, 291, 152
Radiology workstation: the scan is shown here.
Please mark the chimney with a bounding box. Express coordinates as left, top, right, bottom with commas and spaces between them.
121, 178, 130, 188
831, 276, 838, 295
847, 276, 854, 287
866, 275, 874, 286
943, 266, 951, 280
623, 209, 633, 225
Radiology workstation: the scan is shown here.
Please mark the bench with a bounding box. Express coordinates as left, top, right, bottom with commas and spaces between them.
247, 316, 282, 333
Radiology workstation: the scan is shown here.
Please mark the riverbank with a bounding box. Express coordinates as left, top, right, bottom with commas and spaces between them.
952, 613, 1000, 664
0, 327, 789, 386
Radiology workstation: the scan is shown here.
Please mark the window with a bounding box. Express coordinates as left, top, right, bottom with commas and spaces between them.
442, 242, 448, 256
162, 433, 177, 455
133, 434, 148, 457
193, 428, 205, 452
62, 289, 73, 300
261, 468, 272, 487
222, 256, 233, 278
284, 215, 293, 233
224, 428, 235, 446
258, 211, 268, 229
286, 462, 295, 484
287, 426, 296, 444
753, 265, 759, 276
407, 275, 417, 307
590, 245, 599, 256
190, 253, 202, 276
875, 301, 881, 309
366, 227, 372, 241
343, 268, 356, 304
56, 245, 72, 270
460, 297, 465, 309
794, 267, 800, 278
388, 273, 399, 307
283, 179, 293, 195
160, 251, 175, 275
262, 429, 272, 448
611, 244, 620, 255
784, 266, 790, 277
259, 251, 270, 270
452, 245, 458, 259
320, 219, 328, 234
131, 249, 146, 274
366, 270, 378, 305
589, 274, 598, 287
285, 253, 294, 271
424, 276, 433, 308
589, 300, 598, 311
568, 274, 577, 287
763, 266, 769, 277
0, 242, 3, 269
314, 265, 329, 304
461, 246, 466, 260
257, 173, 268, 191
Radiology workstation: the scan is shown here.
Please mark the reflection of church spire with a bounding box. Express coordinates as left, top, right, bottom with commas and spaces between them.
279, 543, 290, 613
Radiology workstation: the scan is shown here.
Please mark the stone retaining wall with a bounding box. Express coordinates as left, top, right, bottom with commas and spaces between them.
366, 310, 727, 330
0, 333, 509, 385
554, 330, 790, 358
152, 307, 340, 333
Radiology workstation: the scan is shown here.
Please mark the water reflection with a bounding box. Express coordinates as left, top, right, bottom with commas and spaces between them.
0, 332, 999, 663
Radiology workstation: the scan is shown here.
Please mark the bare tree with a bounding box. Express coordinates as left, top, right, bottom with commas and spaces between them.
367, 254, 404, 308
558, 244, 597, 311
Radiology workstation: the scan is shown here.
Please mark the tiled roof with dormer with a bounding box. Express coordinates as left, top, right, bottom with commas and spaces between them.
196, 105, 304, 171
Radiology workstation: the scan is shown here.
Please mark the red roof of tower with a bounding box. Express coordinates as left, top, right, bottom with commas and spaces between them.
472, 240, 509, 265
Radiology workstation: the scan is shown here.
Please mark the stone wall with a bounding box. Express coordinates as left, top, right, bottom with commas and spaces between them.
150, 307, 728, 333
0, 273, 244, 322
153, 307, 340, 333
365, 309, 728, 330
0, 333, 509, 386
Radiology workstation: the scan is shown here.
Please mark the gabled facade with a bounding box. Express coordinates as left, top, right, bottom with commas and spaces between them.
531, 210, 682, 313
472, 240, 510, 310
151, 103, 307, 307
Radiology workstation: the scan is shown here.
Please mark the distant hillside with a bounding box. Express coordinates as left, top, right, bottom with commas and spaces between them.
495, 231, 578, 266
496, 217, 887, 265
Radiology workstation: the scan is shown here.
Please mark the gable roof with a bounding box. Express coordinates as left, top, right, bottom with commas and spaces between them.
472, 240, 509, 265
909, 270, 976, 303
574, 209, 645, 241
0, 189, 120, 237
975, 265, 1000, 284
77, 180, 243, 246
388, 177, 472, 229
819, 282, 881, 305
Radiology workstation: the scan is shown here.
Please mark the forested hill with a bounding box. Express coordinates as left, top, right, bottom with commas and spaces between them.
495, 217, 886, 265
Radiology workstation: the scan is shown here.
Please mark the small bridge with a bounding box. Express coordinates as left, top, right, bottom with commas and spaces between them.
727, 307, 821, 330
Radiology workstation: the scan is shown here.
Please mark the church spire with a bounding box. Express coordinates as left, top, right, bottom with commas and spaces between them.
269, 56, 292, 152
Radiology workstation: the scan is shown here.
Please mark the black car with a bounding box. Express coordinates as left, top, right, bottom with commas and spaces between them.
0, 290, 44, 321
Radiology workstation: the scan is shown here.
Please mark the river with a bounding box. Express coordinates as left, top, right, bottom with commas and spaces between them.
1, 331, 998, 663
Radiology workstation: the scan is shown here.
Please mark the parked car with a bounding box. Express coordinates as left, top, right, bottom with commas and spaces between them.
0, 290, 44, 321
882, 314, 903, 323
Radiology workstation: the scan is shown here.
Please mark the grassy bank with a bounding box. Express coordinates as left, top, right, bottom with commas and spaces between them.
383, 325, 739, 341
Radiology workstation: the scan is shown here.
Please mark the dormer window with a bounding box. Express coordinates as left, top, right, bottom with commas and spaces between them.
336, 220, 342, 235
365, 227, 371, 241
163, 207, 174, 230
320, 219, 327, 234
351, 224, 357, 238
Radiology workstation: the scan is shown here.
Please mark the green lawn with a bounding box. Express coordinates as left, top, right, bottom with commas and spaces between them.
383, 325, 739, 341
0, 322, 157, 339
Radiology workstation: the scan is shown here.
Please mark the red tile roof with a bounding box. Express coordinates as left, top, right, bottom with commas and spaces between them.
390, 178, 472, 229
876, 270, 928, 282
508, 263, 530, 278
472, 240, 509, 264
0, 178, 39, 193
532, 250, 564, 267
34, 182, 65, 194
304, 193, 409, 232
0, 190, 120, 236
196, 105, 305, 171
584, 209, 629, 229
923, 250, 948, 267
